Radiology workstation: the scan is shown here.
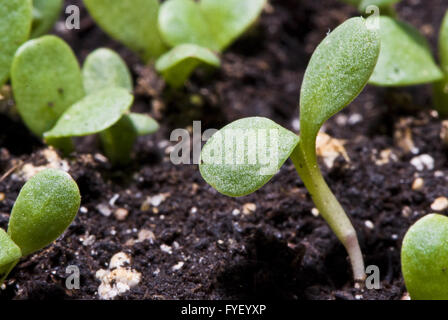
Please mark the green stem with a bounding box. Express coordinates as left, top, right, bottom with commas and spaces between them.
290, 139, 365, 282
0, 259, 19, 285
45, 137, 75, 156
99, 116, 137, 166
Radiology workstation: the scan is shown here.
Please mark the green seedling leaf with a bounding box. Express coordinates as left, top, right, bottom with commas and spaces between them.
11, 35, 84, 137
8, 169, 80, 256
369, 16, 443, 86
31, 0, 63, 38
155, 43, 220, 88
128, 113, 159, 136
401, 214, 448, 300
300, 17, 380, 138
100, 115, 137, 166
158, 0, 218, 50
0, 0, 32, 87
434, 11, 448, 117
158, 0, 266, 52
83, 48, 133, 95
0, 229, 21, 283
84, 0, 167, 61
199, 117, 299, 197
44, 87, 133, 139
199, 0, 266, 51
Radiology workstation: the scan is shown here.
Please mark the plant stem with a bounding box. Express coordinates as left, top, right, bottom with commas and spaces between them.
0, 259, 18, 285
290, 140, 365, 282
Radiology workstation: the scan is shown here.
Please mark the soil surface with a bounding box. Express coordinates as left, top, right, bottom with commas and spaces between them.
1, 0, 448, 300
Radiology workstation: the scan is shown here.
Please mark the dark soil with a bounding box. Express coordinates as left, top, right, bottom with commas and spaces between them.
1, 0, 448, 300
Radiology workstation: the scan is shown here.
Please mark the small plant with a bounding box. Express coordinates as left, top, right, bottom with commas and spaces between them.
0, 169, 81, 284
0, 0, 63, 87
401, 214, 448, 300
84, 0, 266, 87
199, 17, 380, 281
11, 36, 159, 165
342, 0, 443, 87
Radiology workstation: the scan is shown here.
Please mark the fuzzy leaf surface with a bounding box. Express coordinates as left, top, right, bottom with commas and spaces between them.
158, 0, 266, 51
84, 0, 166, 61
300, 17, 380, 137
44, 88, 133, 138
199, 117, 299, 197
369, 16, 443, 86
8, 169, 80, 256
0, 0, 32, 86
402, 214, 448, 300
11, 35, 84, 137
83, 48, 132, 94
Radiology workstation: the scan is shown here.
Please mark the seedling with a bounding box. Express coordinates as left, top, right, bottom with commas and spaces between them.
12, 37, 159, 165
342, 0, 443, 87
199, 18, 380, 281
0, 0, 63, 87
0, 169, 81, 284
84, 0, 266, 87
401, 214, 448, 300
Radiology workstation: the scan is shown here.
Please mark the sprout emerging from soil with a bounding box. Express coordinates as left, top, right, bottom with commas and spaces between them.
84, 0, 266, 87
11, 37, 158, 165
0, 169, 81, 285
199, 17, 380, 282
401, 214, 448, 300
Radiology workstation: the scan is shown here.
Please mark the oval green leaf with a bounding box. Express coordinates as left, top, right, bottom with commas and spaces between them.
8, 169, 80, 256
401, 214, 448, 300
199, 117, 299, 197
369, 16, 443, 86
11, 35, 84, 137
158, 0, 266, 52
300, 17, 380, 137
0, 229, 21, 267
155, 43, 220, 88
434, 10, 448, 116
44, 87, 133, 139
0, 229, 21, 284
128, 113, 159, 136
83, 48, 133, 95
84, 0, 167, 61
31, 0, 63, 38
158, 0, 219, 51
199, 0, 266, 51
0, 0, 32, 86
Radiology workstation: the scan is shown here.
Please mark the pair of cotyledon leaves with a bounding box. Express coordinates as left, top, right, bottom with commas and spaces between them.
0, 169, 80, 284
0, 0, 63, 87
200, 17, 381, 197
11, 36, 158, 159
342, 0, 444, 86
84, 0, 266, 87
